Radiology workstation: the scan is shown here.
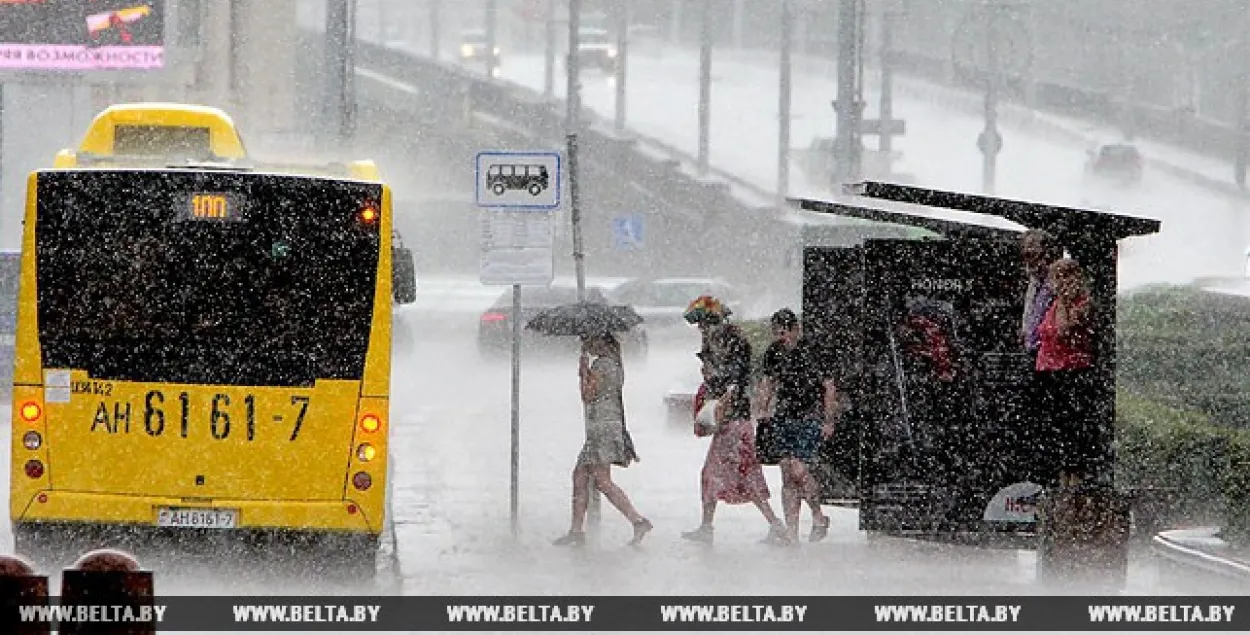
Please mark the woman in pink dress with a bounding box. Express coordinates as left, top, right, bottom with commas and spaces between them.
683, 325, 789, 545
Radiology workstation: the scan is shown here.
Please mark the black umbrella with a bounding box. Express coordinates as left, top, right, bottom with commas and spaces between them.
525, 302, 644, 337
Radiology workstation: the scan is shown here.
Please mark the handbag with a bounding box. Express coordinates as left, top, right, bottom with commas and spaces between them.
694, 398, 720, 437
755, 416, 781, 466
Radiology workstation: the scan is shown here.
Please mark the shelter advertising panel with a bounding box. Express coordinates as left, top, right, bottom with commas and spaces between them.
859, 238, 1038, 534
0, 0, 164, 71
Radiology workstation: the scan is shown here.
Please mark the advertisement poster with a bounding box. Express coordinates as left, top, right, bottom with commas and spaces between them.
860, 238, 1031, 531
0, 0, 164, 70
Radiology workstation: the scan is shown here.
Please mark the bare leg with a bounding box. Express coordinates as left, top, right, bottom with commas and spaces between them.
752, 498, 782, 526
570, 464, 592, 533
794, 462, 828, 524
701, 498, 717, 526
589, 465, 643, 523
780, 459, 802, 540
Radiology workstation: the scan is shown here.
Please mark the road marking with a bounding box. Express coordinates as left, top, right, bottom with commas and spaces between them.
357, 67, 419, 95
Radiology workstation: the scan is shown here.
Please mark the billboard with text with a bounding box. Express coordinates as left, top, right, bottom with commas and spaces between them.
0, 0, 164, 70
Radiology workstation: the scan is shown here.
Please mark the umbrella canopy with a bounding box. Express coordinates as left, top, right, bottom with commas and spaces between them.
525, 302, 644, 337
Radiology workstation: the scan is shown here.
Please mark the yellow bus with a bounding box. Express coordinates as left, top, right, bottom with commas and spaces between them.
10, 103, 401, 574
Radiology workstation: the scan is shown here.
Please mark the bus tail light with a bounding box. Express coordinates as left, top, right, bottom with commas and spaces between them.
359, 414, 381, 434
22, 431, 41, 450
20, 402, 41, 423
352, 472, 372, 491
24, 460, 44, 479
357, 443, 376, 462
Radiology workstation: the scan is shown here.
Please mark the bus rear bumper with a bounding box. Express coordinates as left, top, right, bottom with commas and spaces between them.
12, 490, 382, 535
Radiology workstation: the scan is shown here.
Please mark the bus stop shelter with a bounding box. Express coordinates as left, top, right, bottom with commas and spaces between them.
792, 181, 1161, 544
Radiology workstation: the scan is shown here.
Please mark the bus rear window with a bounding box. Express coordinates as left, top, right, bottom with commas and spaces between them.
112, 125, 212, 158
34, 170, 382, 386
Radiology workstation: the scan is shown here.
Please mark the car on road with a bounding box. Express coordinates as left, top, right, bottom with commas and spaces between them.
1085, 142, 1143, 185
576, 27, 618, 72
459, 28, 501, 72
477, 283, 648, 360
607, 277, 739, 331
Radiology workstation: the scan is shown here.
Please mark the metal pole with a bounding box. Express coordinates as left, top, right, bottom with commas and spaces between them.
485, 0, 498, 76
567, 0, 585, 302
1237, 28, 1249, 190
565, 0, 598, 524
981, 0, 1000, 194
731, 0, 745, 49
510, 284, 521, 537
376, 0, 385, 42
613, 0, 628, 133
344, 0, 358, 141
324, 0, 349, 143
777, 0, 793, 207
833, 0, 861, 185
878, 8, 894, 153
544, 0, 557, 98
669, 0, 682, 45
429, 0, 441, 59
696, 0, 712, 176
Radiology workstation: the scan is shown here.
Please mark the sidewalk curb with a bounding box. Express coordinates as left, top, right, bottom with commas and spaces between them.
1151, 528, 1250, 584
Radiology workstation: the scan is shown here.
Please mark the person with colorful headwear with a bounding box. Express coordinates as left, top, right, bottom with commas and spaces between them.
684, 295, 732, 360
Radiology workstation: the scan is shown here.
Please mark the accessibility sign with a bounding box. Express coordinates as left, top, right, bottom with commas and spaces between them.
475, 150, 562, 210
612, 214, 644, 250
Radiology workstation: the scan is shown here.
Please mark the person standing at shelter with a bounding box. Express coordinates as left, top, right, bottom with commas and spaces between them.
1035, 258, 1098, 488
1020, 229, 1063, 363
754, 309, 838, 543
554, 332, 653, 547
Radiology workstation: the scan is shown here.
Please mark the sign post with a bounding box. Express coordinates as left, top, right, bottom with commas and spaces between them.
476, 150, 562, 538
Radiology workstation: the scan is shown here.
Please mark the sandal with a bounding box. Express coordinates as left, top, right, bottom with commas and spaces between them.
552, 531, 586, 547
681, 524, 714, 544
629, 518, 654, 546
810, 516, 831, 543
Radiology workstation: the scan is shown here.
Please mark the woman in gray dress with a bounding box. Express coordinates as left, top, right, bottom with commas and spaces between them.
553, 332, 653, 547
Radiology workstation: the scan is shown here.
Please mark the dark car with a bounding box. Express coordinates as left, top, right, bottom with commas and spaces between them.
1085, 143, 1143, 185
459, 28, 501, 73
576, 28, 618, 72
0, 250, 18, 399
477, 284, 647, 360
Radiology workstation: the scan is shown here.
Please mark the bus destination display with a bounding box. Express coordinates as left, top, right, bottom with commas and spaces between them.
182, 192, 242, 222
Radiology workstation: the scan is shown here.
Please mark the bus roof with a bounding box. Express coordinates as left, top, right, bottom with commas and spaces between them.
74, 102, 248, 159
53, 103, 380, 182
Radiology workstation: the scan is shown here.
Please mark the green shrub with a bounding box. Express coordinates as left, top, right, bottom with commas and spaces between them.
1118, 285, 1250, 431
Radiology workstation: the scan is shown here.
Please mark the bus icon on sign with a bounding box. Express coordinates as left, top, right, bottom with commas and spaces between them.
475, 151, 561, 210
487, 164, 549, 197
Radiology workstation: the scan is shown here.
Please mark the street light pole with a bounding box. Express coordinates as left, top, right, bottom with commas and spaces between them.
429, 0, 441, 60
777, 0, 793, 207
485, 0, 498, 76
833, 0, 862, 185
980, 0, 1001, 194
613, 0, 628, 133
696, 0, 712, 176
544, 0, 557, 98
878, 7, 895, 154
564, 0, 600, 525
566, 0, 585, 302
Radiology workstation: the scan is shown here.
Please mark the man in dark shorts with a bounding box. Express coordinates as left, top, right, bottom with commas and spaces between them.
755, 308, 839, 543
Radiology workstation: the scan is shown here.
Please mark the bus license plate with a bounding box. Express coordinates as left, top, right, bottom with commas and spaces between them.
156, 507, 238, 529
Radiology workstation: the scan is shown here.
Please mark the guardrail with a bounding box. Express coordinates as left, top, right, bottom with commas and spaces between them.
352, 38, 778, 220
889, 50, 1247, 187
1151, 528, 1250, 586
